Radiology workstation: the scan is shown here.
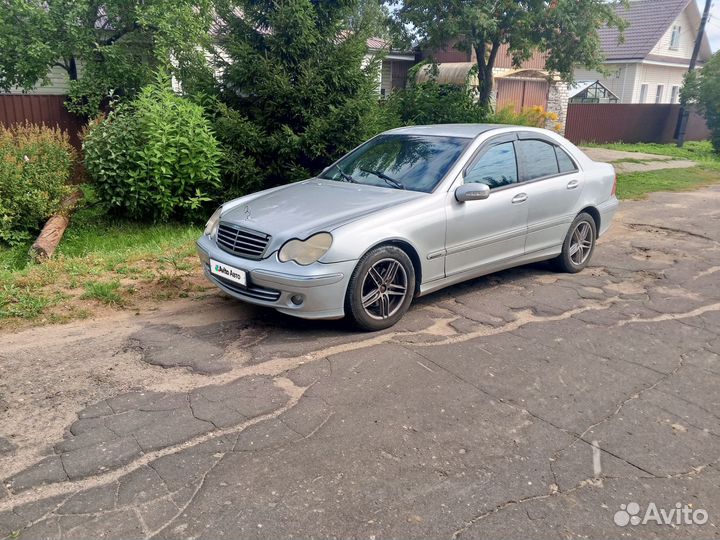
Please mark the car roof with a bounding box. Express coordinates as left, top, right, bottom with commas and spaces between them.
383, 124, 508, 139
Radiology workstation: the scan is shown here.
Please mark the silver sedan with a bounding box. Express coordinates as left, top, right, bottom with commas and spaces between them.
197, 124, 618, 330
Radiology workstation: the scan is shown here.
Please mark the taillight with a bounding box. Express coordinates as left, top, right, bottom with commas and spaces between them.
611, 174, 617, 197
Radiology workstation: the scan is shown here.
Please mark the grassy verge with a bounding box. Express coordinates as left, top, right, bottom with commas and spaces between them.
586, 140, 720, 199
584, 140, 717, 162
0, 203, 207, 330
617, 164, 720, 200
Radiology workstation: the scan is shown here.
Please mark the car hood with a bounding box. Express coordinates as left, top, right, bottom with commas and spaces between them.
221, 179, 425, 249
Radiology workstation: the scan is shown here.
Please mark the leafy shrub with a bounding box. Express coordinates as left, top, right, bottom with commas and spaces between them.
381, 61, 561, 132
203, 99, 265, 199
383, 79, 486, 127
83, 79, 222, 221
489, 105, 561, 131
0, 124, 73, 245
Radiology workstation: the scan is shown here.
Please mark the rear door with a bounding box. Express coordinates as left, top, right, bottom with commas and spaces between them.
444, 135, 529, 277
515, 135, 584, 255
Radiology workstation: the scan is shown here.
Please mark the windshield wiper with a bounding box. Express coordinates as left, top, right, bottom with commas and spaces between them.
333, 164, 357, 183
360, 168, 405, 190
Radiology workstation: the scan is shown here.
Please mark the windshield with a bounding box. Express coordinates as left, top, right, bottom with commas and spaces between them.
319, 134, 471, 193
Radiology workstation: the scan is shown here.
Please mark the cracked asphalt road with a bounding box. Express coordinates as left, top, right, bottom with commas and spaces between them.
1, 187, 720, 539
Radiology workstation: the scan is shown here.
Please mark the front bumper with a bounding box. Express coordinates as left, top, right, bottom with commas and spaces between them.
196, 234, 356, 320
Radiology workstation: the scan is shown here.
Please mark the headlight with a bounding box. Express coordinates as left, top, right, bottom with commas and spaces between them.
204, 206, 222, 237
278, 232, 333, 265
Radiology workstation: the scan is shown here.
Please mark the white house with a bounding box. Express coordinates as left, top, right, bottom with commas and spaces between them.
365, 37, 416, 97
574, 0, 712, 104
5, 66, 72, 95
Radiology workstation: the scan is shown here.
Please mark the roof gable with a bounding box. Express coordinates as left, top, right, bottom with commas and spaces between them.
599, 0, 692, 60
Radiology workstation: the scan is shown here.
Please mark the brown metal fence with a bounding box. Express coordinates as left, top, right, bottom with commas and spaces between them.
565, 103, 710, 144
0, 94, 84, 149
496, 78, 549, 113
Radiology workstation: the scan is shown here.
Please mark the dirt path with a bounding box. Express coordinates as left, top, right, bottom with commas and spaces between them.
581, 147, 697, 173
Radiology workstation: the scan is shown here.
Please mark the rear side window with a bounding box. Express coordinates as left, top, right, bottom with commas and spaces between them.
517, 140, 559, 181
556, 147, 578, 173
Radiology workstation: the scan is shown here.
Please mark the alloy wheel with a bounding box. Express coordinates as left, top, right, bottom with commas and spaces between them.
360, 258, 408, 320
569, 221, 593, 265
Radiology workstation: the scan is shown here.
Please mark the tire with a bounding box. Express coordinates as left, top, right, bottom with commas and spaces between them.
346, 245, 416, 331
552, 212, 597, 273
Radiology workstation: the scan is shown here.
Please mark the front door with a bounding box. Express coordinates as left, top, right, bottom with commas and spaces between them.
444, 139, 529, 277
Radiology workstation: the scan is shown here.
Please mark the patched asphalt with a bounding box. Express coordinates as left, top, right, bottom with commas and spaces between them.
1, 186, 719, 539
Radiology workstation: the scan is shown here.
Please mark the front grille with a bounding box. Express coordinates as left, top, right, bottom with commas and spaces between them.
216, 222, 270, 260
207, 266, 281, 302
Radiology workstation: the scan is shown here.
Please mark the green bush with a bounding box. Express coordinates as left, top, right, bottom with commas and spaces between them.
380, 62, 565, 132
0, 124, 73, 245
83, 80, 222, 221
686, 53, 720, 153
205, 100, 265, 199
383, 79, 486, 126
488, 105, 561, 130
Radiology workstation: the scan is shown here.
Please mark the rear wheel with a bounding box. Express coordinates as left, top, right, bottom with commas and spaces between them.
552, 212, 597, 273
346, 246, 415, 331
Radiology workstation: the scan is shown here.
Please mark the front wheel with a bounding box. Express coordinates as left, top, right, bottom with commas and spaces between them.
346, 246, 415, 331
552, 212, 597, 273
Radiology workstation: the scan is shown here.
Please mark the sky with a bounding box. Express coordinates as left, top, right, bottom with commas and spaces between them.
701, 0, 720, 51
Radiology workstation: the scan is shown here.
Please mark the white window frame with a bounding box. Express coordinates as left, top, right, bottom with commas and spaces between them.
670, 25, 681, 50
655, 84, 664, 104
670, 85, 680, 104
639, 84, 648, 103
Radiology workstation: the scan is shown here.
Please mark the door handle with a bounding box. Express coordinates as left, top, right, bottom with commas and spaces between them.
511, 193, 528, 204
566, 179, 580, 190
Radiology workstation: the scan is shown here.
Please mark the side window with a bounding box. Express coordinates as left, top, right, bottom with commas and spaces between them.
555, 146, 578, 174
464, 142, 518, 189
517, 140, 559, 181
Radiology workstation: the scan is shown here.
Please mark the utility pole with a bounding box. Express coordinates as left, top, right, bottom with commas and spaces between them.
676, 0, 712, 147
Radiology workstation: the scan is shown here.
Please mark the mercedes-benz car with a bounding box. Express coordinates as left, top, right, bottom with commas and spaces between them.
197, 124, 618, 330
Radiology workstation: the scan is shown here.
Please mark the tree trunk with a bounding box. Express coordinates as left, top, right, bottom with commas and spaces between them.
475, 40, 500, 111
478, 66, 494, 110
68, 57, 78, 81
30, 190, 83, 262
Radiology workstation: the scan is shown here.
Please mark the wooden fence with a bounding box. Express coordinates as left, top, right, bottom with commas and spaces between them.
0, 94, 84, 149
565, 103, 710, 144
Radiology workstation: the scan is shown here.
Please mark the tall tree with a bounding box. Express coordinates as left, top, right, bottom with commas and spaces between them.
393, 0, 626, 109
0, 0, 215, 115
682, 52, 720, 152
213, 0, 386, 186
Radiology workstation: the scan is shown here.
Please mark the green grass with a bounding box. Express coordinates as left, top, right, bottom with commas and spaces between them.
0, 205, 201, 274
82, 280, 123, 305
617, 164, 720, 199
0, 284, 57, 319
0, 202, 205, 327
585, 140, 717, 162
585, 140, 720, 199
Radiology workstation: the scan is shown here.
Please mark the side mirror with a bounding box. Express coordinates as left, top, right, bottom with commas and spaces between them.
455, 183, 490, 202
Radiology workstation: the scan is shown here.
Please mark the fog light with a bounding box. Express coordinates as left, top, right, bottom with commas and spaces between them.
290, 294, 304, 306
